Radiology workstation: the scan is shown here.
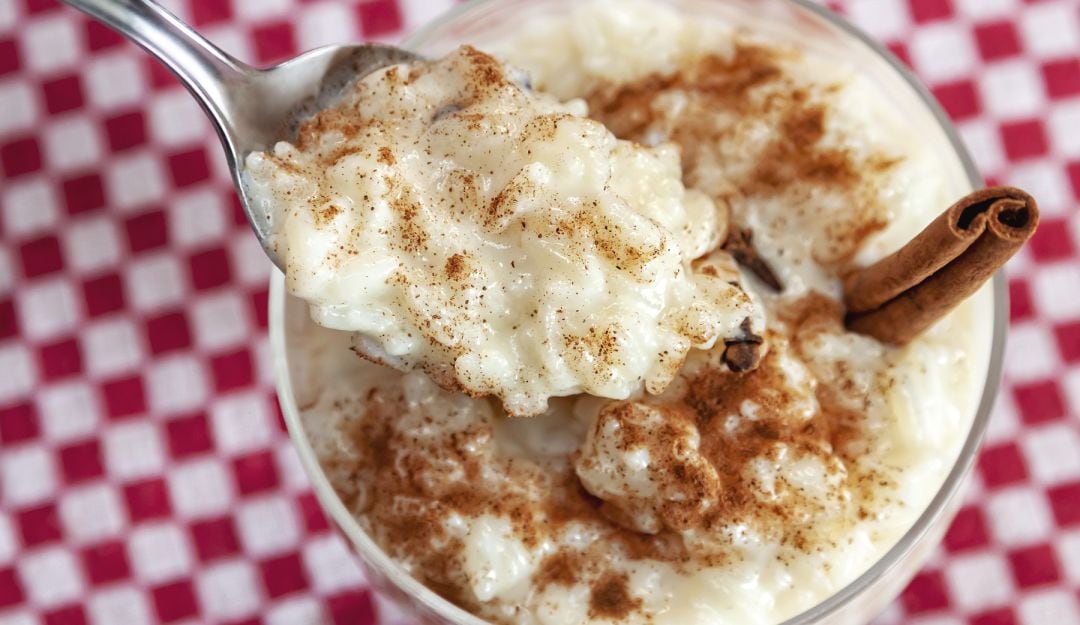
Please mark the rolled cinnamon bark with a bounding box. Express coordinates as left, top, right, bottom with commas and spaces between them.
844, 186, 1038, 345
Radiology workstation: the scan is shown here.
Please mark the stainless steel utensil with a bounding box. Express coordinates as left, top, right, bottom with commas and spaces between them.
62, 0, 421, 269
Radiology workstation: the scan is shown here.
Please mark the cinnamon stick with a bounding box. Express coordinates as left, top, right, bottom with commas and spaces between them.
844, 186, 1038, 345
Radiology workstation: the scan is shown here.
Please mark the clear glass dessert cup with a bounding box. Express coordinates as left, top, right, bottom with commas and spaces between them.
269, 1, 1007, 624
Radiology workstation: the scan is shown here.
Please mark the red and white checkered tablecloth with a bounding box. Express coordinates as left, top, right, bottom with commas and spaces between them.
0, 0, 1077, 623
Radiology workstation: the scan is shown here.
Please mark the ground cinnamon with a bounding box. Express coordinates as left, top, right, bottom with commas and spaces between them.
844, 186, 1038, 344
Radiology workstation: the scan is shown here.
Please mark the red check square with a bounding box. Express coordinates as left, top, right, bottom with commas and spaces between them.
44, 605, 87, 625
0, 402, 39, 444
61, 173, 106, 215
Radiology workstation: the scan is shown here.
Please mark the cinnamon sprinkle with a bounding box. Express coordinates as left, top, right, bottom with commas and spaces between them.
314, 39, 907, 624
534, 551, 584, 591
588, 572, 642, 620
444, 253, 468, 280
326, 291, 883, 620
587, 42, 894, 267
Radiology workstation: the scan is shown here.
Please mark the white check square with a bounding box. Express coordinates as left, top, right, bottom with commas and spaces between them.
148, 90, 208, 148
0, 344, 34, 404
17, 547, 85, 608
0, 80, 38, 136
265, 598, 325, 625
0, 511, 17, 566
1021, 423, 1080, 485
1018, 589, 1080, 625
958, 120, 1007, 178
230, 235, 272, 286
167, 458, 235, 519
302, 535, 366, 594
43, 116, 105, 172
200, 25, 254, 65
196, 561, 262, 620
127, 522, 193, 583
955, 0, 1019, 21
846, 0, 911, 43
1020, 2, 1080, 59
987, 487, 1055, 546
17, 278, 80, 342
83, 318, 145, 378
1058, 529, 1080, 584
237, 496, 300, 557
105, 151, 167, 212
910, 22, 979, 84
297, 3, 358, 50
59, 483, 126, 545
1048, 101, 1080, 158
37, 381, 101, 442
124, 254, 186, 313
62, 216, 123, 275
168, 188, 227, 247
1006, 159, 1074, 217
0, 446, 56, 508
191, 292, 249, 350
1003, 323, 1063, 383
88, 587, 153, 625
0, 0, 17, 30
146, 354, 210, 415
979, 60, 1047, 120
944, 552, 1016, 612
20, 15, 81, 74
84, 52, 147, 110
1, 177, 57, 239
104, 421, 167, 481
210, 392, 272, 455
1031, 262, 1080, 321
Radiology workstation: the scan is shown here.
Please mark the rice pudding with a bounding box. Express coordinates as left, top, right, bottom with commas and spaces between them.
282, 1, 992, 624
247, 46, 759, 418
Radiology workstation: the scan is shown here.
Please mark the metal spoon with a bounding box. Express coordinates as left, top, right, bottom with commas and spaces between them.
61, 0, 422, 270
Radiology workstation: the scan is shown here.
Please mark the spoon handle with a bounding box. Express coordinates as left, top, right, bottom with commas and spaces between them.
60, 0, 250, 135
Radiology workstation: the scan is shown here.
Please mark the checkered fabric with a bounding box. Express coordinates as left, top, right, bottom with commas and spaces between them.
0, 0, 1077, 624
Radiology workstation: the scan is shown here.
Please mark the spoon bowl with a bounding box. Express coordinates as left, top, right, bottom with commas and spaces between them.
226, 45, 422, 267
62, 0, 422, 269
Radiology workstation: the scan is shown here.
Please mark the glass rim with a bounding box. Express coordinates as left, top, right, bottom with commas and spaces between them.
270, 1, 1008, 623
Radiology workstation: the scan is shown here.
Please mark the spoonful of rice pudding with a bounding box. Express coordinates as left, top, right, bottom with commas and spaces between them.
66, 0, 765, 416
245, 46, 765, 416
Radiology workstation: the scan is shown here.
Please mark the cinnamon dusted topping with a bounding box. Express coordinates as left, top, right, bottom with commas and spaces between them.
313, 204, 341, 227
292, 2, 991, 623
576, 402, 722, 534
444, 253, 468, 280
692, 340, 853, 529
587, 43, 896, 269
587, 45, 788, 140
319, 285, 889, 618
247, 44, 757, 419
588, 572, 642, 620
458, 44, 513, 91
534, 551, 584, 590
752, 98, 856, 192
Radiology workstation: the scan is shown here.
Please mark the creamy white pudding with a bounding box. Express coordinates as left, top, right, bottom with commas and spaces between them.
283, 1, 992, 624
247, 46, 757, 417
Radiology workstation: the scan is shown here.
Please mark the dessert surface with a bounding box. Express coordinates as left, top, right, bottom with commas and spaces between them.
247, 46, 757, 418
290, 2, 992, 624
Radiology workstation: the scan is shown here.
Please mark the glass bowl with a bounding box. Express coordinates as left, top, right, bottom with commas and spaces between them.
269, 1, 1007, 624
